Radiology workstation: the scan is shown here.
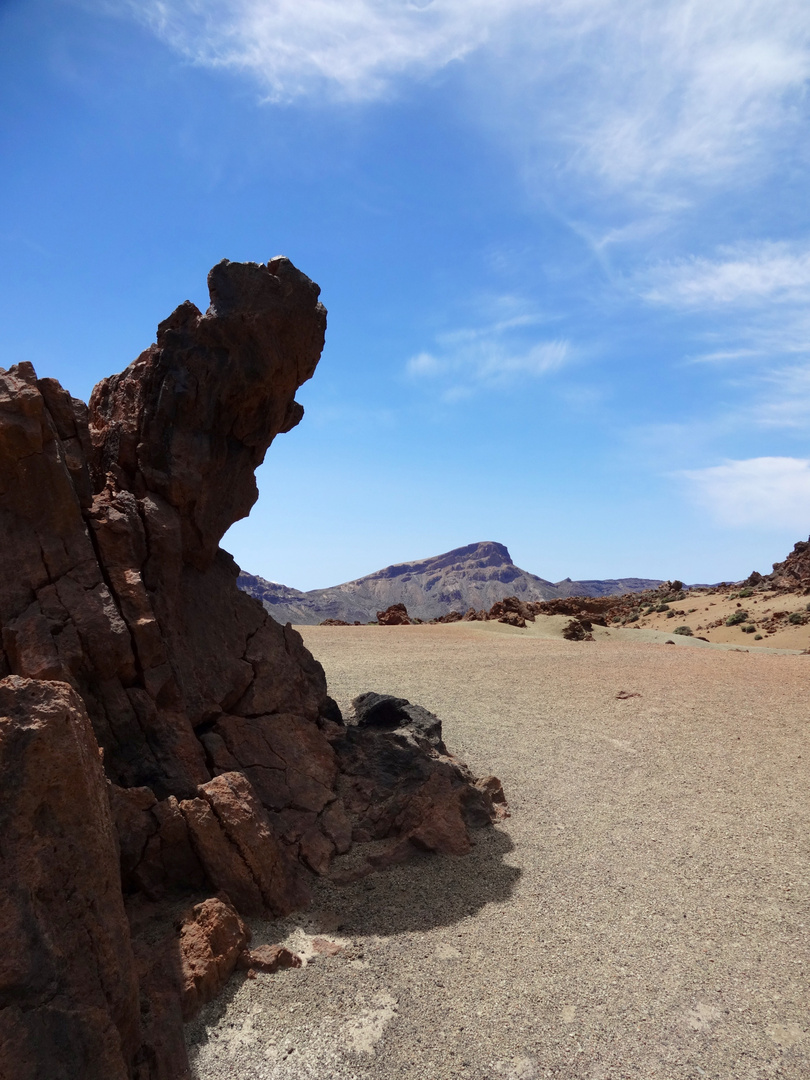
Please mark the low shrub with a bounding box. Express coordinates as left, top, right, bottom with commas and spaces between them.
726, 610, 748, 626
754, 634, 763, 640
673, 625, 693, 636
738, 587, 754, 598
742, 624, 756, 633
788, 612, 805, 625
656, 603, 670, 612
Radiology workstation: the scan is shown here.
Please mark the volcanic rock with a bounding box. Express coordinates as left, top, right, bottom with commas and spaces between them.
769, 537, 810, 592
562, 618, 595, 642
0, 259, 505, 1078
376, 603, 411, 625
0, 677, 140, 1080
333, 693, 498, 858
177, 897, 251, 1021
236, 945, 302, 973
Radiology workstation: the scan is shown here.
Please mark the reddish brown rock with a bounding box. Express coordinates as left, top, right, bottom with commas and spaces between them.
311, 938, 344, 957
0, 677, 140, 1080
179, 772, 309, 917
769, 537, 810, 592
0, 260, 507, 1078
488, 595, 537, 625
376, 603, 411, 625
177, 897, 251, 1021
236, 944, 302, 973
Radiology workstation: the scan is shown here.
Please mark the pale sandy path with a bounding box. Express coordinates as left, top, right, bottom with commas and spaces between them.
188, 626, 810, 1080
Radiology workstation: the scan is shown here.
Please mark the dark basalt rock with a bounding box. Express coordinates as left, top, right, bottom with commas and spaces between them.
0, 259, 505, 1078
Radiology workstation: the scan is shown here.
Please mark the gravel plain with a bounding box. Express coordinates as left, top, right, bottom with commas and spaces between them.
187, 623, 810, 1080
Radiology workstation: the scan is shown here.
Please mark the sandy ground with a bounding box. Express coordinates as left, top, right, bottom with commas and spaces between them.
187, 624, 810, 1080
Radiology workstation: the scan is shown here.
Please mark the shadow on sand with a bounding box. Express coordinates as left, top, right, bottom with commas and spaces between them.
257, 824, 521, 942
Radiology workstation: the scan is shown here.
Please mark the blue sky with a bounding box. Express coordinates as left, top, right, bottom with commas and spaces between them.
2, 0, 810, 588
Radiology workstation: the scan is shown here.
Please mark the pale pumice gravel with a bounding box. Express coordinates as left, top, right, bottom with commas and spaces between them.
186, 624, 810, 1080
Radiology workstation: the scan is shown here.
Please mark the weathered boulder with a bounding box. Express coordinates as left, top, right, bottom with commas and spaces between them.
176, 897, 251, 1021
334, 693, 501, 858
376, 602, 411, 625
180, 772, 310, 916
562, 618, 595, 642
0, 677, 140, 1080
488, 595, 537, 625
236, 945, 302, 974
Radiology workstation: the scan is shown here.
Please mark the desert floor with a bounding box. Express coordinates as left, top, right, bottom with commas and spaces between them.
187, 624, 809, 1080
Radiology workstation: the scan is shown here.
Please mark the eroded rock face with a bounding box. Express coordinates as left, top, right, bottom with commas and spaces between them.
0, 259, 505, 1078
0, 677, 140, 1080
770, 537, 810, 592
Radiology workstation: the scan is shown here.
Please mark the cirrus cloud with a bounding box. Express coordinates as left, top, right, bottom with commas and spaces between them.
102, 0, 810, 202
642, 242, 810, 308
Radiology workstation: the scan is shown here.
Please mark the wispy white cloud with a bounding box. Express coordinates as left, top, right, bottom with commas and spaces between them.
642, 242, 810, 308
103, 0, 810, 201
108, 0, 534, 101
681, 456, 810, 529
405, 310, 571, 398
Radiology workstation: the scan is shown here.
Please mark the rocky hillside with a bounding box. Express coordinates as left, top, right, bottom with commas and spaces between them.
239, 541, 663, 624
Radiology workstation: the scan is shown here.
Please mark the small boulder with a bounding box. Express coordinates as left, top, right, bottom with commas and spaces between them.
376, 603, 411, 625
178, 896, 251, 1021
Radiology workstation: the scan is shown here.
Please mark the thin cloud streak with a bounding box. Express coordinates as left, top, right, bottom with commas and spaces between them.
406, 326, 571, 396
643, 242, 810, 308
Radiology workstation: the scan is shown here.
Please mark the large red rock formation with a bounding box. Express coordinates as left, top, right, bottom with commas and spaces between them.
0, 259, 504, 1078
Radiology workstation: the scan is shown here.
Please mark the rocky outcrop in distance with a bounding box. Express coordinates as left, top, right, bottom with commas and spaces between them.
767, 537, 810, 593
239, 541, 664, 625
0, 259, 504, 1079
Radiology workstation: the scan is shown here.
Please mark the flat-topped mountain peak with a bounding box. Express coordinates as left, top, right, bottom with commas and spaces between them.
239, 542, 662, 624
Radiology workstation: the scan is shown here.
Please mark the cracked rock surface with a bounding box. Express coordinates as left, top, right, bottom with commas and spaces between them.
0, 259, 503, 1079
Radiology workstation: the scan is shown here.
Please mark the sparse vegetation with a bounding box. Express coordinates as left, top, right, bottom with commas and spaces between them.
673, 625, 693, 636
726, 610, 748, 626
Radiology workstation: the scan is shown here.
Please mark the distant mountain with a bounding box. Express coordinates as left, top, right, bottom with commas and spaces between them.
238, 541, 663, 625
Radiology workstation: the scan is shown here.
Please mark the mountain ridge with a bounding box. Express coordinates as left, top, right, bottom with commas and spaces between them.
238, 541, 664, 624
